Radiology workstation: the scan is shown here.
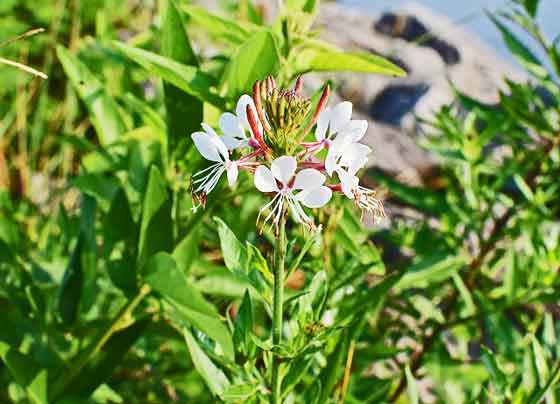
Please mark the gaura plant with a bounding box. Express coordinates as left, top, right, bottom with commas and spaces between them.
190, 76, 385, 403
191, 76, 385, 230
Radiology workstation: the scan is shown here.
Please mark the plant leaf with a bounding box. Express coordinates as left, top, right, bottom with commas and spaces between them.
295, 42, 406, 77
184, 328, 231, 397
137, 165, 173, 267
233, 289, 253, 354
144, 252, 234, 360
214, 217, 248, 275
223, 29, 280, 98
57, 46, 126, 146
0, 342, 48, 404
112, 41, 225, 109
180, 4, 255, 45
160, 0, 203, 154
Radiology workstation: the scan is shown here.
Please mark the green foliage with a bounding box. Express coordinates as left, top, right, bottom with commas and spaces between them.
1, 0, 560, 403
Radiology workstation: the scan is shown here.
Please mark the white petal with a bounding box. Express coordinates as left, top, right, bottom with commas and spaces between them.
254, 165, 279, 193
342, 120, 368, 142
227, 163, 238, 186
315, 107, 331, 141
297, 186, 332, 208
191, 132, 222, 162
337, 169, 359, 200
325, 147, 338, 176
329, 102, 353, 135
201, 123, 229, 161
219, 113, 246, 144
271, 156, 297, 185
340, 143, 371, 169
201, 122, 219, 138
293, 168, 326, 190
221, 134, 245, 150
235, 94, 262, 132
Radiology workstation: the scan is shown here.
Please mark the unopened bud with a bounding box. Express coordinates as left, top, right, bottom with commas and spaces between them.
305, 84, 330, 134
294, 76, 303, 94
253, 80, 270, 132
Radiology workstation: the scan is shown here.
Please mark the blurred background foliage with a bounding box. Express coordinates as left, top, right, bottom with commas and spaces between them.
0, 0, 559, 403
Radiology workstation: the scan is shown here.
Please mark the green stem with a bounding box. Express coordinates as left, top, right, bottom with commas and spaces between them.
272, 212, 287, 404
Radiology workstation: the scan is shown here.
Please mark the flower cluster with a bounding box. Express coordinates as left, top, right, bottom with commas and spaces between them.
190, 76, 385, 230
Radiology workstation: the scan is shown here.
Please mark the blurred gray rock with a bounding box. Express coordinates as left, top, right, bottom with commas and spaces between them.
315, 2, 526, 185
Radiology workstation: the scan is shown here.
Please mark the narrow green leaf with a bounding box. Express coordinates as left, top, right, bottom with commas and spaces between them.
395, 254, 466, 291
214, 217, 248, 274
523, 0, 540, 17
58, 195, 97, 325
160, 0, 203, 153
112, 41, 225, 109
137, 166, 173, 266
233, 289, 253, 354
222, 384, 258, 401
184, 328, 231, 397
299, 271, 328, 323
0, 342, 48, 404
369, 170, 448, 216
144, 252, 234, 360
348, 272, 402, 321
488, 13, 547, 77
180, 4, 255, 45
295, 42, 406, 77
223, 29, 280, 98
56, 46, 126, 146
62, 319, 149, 397
481, 346, 507, 393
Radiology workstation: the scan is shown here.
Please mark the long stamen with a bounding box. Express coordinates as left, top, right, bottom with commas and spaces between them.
194, 166, 225, 194
193, 162, 222, 177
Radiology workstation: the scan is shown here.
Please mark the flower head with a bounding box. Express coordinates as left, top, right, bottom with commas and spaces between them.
191, 124, 239, 203
254, 156, 331, 229
189, 75, 386, 232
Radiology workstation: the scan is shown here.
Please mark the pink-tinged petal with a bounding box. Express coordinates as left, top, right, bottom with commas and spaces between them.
271, 156, 297, 185
191, 132, 222, 162
293, 168, 326, 190
219, 112, 246, 147
254, 165, 279, 192
342, 120, 368, 142
329, 101, 352, 135
297, 186, 332, 208
337, 169, 359, 200
226, 163, 238, 186
315, 106, 331, 141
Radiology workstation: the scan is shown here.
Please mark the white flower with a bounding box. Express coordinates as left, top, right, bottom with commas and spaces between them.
254, 156, 332, 227
337, 168, 385, 221
191, 123, 238, 196
325, 133, 371, 177
315, 101, 368, 144
218, 94, 262, 150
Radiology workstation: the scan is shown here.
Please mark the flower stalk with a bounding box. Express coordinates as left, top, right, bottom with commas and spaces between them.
272, 209, 287, 404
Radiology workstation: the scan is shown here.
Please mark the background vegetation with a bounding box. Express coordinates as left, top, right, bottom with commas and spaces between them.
0, 0, 559, 403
